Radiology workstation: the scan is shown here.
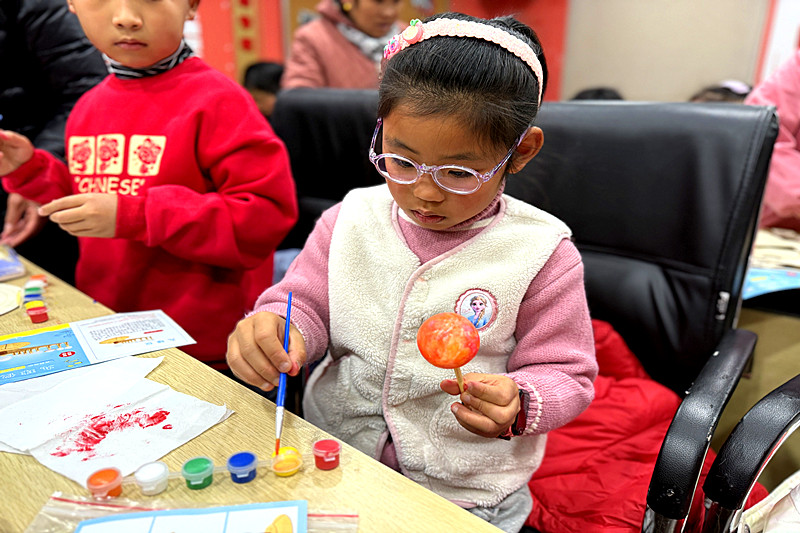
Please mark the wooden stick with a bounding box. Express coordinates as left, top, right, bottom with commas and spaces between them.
454, 367, 465, 394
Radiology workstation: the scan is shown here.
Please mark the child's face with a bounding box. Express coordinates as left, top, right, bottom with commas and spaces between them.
348, 0, 401, 38
381, 107, 516, 230
67, 0, 198, 69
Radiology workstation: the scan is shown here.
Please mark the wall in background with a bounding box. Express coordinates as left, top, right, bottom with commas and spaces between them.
562, 0, 769, 101
192, 0, 796, 101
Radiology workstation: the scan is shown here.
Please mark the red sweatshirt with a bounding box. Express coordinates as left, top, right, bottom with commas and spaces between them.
3, 57, 298, 368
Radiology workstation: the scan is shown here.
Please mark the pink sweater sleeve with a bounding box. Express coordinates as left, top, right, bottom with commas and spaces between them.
507, 238, 598, 435
250, 203, 341, 361
745, 50, 800, 222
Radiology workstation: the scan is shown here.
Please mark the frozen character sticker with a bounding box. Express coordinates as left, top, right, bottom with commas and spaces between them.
455, 289, 497, 330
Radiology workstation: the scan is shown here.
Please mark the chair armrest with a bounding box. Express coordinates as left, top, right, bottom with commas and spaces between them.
700, 373, 800, 533
643, 328, 757, 531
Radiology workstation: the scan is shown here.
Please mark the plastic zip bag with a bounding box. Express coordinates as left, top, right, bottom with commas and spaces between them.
25, 492, 358, 533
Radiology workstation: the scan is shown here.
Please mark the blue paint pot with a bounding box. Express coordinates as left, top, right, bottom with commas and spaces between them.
227, 451, 257, 483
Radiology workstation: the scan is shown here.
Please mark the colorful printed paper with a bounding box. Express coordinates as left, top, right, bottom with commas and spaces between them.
0, 310, 195, 384
743, 267, 800, 299
0, 245, 25, 281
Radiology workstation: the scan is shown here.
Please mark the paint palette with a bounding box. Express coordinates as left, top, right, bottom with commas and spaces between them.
88, 447, 312, 499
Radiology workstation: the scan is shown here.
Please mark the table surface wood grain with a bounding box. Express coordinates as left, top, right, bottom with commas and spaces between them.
0, 258, 500, 532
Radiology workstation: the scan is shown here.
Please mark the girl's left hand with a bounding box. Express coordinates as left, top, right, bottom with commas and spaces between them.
441, 373, 521, 438
39, 193, 118, 238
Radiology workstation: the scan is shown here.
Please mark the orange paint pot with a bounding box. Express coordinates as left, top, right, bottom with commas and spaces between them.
87, 467, 123, 499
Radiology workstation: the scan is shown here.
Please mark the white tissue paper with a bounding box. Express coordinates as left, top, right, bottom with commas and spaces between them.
0, 356, 232, 485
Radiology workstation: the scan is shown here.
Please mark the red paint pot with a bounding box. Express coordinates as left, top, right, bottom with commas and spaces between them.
312, 439, 341, 470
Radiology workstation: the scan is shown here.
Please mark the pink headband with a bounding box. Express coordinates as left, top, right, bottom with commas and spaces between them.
383, 18, 543, 104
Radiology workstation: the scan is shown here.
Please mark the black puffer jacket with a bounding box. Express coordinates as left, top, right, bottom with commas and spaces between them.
0, 0, 107, 159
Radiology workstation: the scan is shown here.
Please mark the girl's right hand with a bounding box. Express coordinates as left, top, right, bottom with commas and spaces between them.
0, 130, 34, 176
226, 311, 307, 391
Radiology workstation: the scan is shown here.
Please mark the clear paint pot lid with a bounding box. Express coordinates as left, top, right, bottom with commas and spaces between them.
271, 446, 302, 476
134, 461, 169, 486
181, 456, 214, 482
227, 451, 258, 475
312, 439, 341, 457
87, 467, 122, 496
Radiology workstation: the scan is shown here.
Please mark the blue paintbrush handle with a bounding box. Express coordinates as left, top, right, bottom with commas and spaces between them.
275, 292, 293, 441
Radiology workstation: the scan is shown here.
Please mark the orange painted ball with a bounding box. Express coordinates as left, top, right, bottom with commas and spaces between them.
416, 312, 480, 369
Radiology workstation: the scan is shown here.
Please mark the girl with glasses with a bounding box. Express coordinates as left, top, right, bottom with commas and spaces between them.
227, 12, 597, 533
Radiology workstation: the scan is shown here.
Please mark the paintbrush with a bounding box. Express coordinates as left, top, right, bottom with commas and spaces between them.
275, 291, 292, 455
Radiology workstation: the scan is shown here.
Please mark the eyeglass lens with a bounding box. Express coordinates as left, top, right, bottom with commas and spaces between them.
376, 155, 481, 193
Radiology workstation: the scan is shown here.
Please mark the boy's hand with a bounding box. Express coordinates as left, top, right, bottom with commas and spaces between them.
226, 311, 307, 391
39, 193, 118, 238
1, 193, 45, 246
0, 130, 34, 176
441, 373, 521, 438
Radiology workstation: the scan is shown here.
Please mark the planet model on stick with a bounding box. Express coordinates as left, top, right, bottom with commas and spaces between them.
416, 312, 480, 392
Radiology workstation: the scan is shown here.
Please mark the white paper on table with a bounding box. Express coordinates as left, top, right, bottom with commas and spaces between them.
71, 310, 196, 363
0, 283, 21, 316
0, 357, 163, 451
30, 386, 232, 486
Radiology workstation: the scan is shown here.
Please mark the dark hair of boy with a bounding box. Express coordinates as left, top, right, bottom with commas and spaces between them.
243, 62, 285, 94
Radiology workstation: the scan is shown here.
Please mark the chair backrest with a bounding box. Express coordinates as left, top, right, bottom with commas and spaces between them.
508, 102, 776, 392
270, 88, 383, 249
270, 90, 778, 393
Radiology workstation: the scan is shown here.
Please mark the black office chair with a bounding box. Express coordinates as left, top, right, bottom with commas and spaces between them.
269, 91, 779, 532
702, 375, 800, 532
506, 101, 777, 532
270, 88, 384, 250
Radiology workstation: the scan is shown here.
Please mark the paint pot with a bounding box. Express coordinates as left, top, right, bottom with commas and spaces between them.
26, 307, 49, 323
227, 451, 258, 483
87, 467, 123, 499
181, 456, 214, 489
134, 461, 170, 495
312, 439, 341, 470
271, 446, 302, 477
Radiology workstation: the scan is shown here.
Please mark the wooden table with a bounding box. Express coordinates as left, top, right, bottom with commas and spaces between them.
0, 259, 501, 532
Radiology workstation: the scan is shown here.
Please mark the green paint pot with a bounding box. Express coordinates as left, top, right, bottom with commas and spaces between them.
181, 456, 214, 490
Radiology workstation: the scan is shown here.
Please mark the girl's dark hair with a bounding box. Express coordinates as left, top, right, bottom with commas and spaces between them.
378, 12, 548, 153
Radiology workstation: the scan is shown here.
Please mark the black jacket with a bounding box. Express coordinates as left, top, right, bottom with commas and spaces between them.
0, 0, 107, 159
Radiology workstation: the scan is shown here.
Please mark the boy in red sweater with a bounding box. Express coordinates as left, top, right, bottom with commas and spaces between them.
0, 0, 298, 370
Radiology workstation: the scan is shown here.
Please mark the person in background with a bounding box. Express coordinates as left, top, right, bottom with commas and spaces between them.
0, 0, 297, 371
570, 86, 624, 100
282, 0, 403, 89
0, 0, 107, 284
689, 80, 751, 103
243, 61, 284, 119
228, 13, 596, 532
745, 53, 800, 231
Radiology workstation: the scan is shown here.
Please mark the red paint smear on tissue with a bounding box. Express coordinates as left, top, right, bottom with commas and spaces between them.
163, 424, 173, 430
51, 408, 170, 461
